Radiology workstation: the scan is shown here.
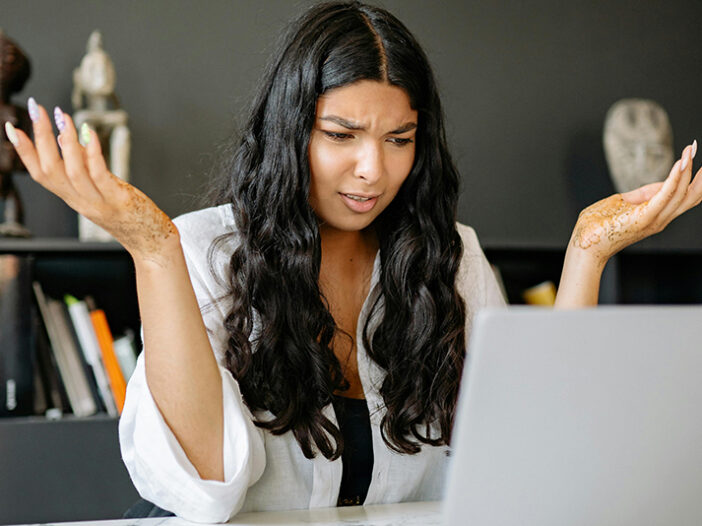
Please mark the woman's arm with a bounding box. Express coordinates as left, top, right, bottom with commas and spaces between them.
133, 245, 224, 481
555, 140, 700, 308
6, 102, 224, 481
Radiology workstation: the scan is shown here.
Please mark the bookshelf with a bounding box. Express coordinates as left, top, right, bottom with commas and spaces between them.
0, 238, 140, 525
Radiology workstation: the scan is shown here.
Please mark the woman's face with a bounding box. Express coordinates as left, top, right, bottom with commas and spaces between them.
308, 80, 418, 232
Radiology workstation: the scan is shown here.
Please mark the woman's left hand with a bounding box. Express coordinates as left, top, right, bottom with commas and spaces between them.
571, 140, 699, 265
555, 140, 699, 308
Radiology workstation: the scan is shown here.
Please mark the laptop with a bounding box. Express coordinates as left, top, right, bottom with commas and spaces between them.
443, 306, 702, 526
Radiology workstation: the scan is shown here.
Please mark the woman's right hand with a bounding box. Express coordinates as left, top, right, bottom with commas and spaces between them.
5, 98, 178, 267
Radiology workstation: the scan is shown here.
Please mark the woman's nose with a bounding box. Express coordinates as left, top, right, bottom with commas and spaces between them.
353, 142, 383, 184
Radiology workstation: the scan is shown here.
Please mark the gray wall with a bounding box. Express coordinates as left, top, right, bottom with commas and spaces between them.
3, 0, 702, 247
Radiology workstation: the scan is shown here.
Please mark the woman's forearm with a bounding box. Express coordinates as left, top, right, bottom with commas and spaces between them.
554, 241, 607, 309
132, 235, 224, 482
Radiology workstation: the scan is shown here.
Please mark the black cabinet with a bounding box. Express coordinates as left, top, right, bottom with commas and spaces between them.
484, 244, 702, 305
0, 239, 140, 524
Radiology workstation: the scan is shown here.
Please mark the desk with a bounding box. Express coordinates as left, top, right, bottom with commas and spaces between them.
14, 501, 442, 526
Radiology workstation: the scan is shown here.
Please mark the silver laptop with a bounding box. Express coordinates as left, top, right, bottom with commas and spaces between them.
444, 306, 702, 526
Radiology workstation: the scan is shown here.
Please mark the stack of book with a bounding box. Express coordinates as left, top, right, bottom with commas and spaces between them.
0, 254, 138, 418
32, 281, 138, 418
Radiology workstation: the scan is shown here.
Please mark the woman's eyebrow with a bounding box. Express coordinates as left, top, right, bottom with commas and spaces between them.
319, 115, 417, 134
389, 122, 417, 134
319, 115, 363, 129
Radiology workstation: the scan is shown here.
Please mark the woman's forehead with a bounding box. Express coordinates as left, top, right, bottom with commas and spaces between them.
315, 80, 417, 126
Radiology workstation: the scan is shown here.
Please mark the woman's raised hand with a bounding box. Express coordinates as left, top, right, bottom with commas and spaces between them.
570, 140, 700, 265
4, 98, 178, 266
556, 140, 700, 308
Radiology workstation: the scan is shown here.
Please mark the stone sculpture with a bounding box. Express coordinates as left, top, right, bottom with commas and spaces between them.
72, 30, 131, 241
0, 30, 32, 237
603, 99, 674, 194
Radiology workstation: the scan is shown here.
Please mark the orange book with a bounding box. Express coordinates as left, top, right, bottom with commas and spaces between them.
89, 308, 127, 413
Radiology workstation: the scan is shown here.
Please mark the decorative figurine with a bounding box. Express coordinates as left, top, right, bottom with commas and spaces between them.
72, 30, 131, 241
603, 99, 674, 194
0, 29, 32, 238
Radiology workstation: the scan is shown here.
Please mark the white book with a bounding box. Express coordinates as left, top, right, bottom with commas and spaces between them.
65, 296, 118, 417
32, 282, 94, 417
48, 299, 98, 417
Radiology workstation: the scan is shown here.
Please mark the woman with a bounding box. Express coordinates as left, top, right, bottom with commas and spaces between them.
4, 1, 700, 522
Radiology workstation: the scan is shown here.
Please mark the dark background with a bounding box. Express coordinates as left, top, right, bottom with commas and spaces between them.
2, 0, 701, 247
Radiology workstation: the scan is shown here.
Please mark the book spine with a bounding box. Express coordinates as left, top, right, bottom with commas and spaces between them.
90, 309, 127, 413
48, 300, 98, 417
66, 298, 118, 417
32, 304, 68, 413
33, 281, 80, 414
33, 281, 97, 417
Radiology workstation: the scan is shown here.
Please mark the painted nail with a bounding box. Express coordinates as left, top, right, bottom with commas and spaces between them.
692, 139, 697, 160
5, 122, 18, 146
681, 144, 692, 172
80, 123, 91, 145
53, 106, 65, 133
28, 97, 39, 122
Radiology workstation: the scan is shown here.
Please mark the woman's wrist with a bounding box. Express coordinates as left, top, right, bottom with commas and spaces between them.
129, 227, 183, 271
554, 238, 609, 309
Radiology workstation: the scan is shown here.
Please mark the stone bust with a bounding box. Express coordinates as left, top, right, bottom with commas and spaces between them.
603, 99, 674, 194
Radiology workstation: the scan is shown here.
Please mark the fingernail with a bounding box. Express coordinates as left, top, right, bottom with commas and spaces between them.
681, 146, 690, 172
5, 122, 18, 146
80, 123, 91, 145
28, 97, 39, 122
692, 139, 698, 160
53, 106, 65, 133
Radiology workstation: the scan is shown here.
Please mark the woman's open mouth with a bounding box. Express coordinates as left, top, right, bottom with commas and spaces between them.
340, 193, 379, 213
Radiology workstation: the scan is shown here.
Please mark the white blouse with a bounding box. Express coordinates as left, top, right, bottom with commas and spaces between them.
118, 204, 506, 523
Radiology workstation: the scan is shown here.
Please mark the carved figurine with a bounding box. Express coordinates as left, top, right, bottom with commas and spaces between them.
72, 30, 131, 241
603, 99, 674, 194
0, 30, 32, 237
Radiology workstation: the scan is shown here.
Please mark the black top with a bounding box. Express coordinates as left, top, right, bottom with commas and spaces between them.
332, 395, 374, 506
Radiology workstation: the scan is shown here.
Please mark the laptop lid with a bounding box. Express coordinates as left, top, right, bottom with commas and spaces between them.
444, 306, 702, 526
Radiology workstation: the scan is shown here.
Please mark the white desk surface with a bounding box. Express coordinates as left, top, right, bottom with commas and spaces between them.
22, 501, 442, 526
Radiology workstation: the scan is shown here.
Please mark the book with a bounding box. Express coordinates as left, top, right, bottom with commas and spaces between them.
522, 280, 557, 306
87, 297, 127, 413
32, 304, 68, 414
56, 299, 106, 412
0, 255, 35, 416
64, 295, 118, 417
32, 281, 97, 417
113, 329, 138, 381
48, 298, 99, 416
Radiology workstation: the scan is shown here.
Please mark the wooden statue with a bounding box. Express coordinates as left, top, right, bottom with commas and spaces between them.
0, 30, 32, 237
72, 30, 131, 241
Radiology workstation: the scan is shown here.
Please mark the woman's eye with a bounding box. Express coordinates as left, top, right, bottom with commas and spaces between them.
388, 137, 414, 147
323, 131, 353, 141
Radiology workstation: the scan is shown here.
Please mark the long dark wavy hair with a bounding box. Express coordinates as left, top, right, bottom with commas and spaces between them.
208, 1, 466, 459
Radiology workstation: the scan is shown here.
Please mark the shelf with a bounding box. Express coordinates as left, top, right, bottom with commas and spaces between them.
0, 237, 125, 254
0, 412, 117, 426
483, 242, 702, 256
